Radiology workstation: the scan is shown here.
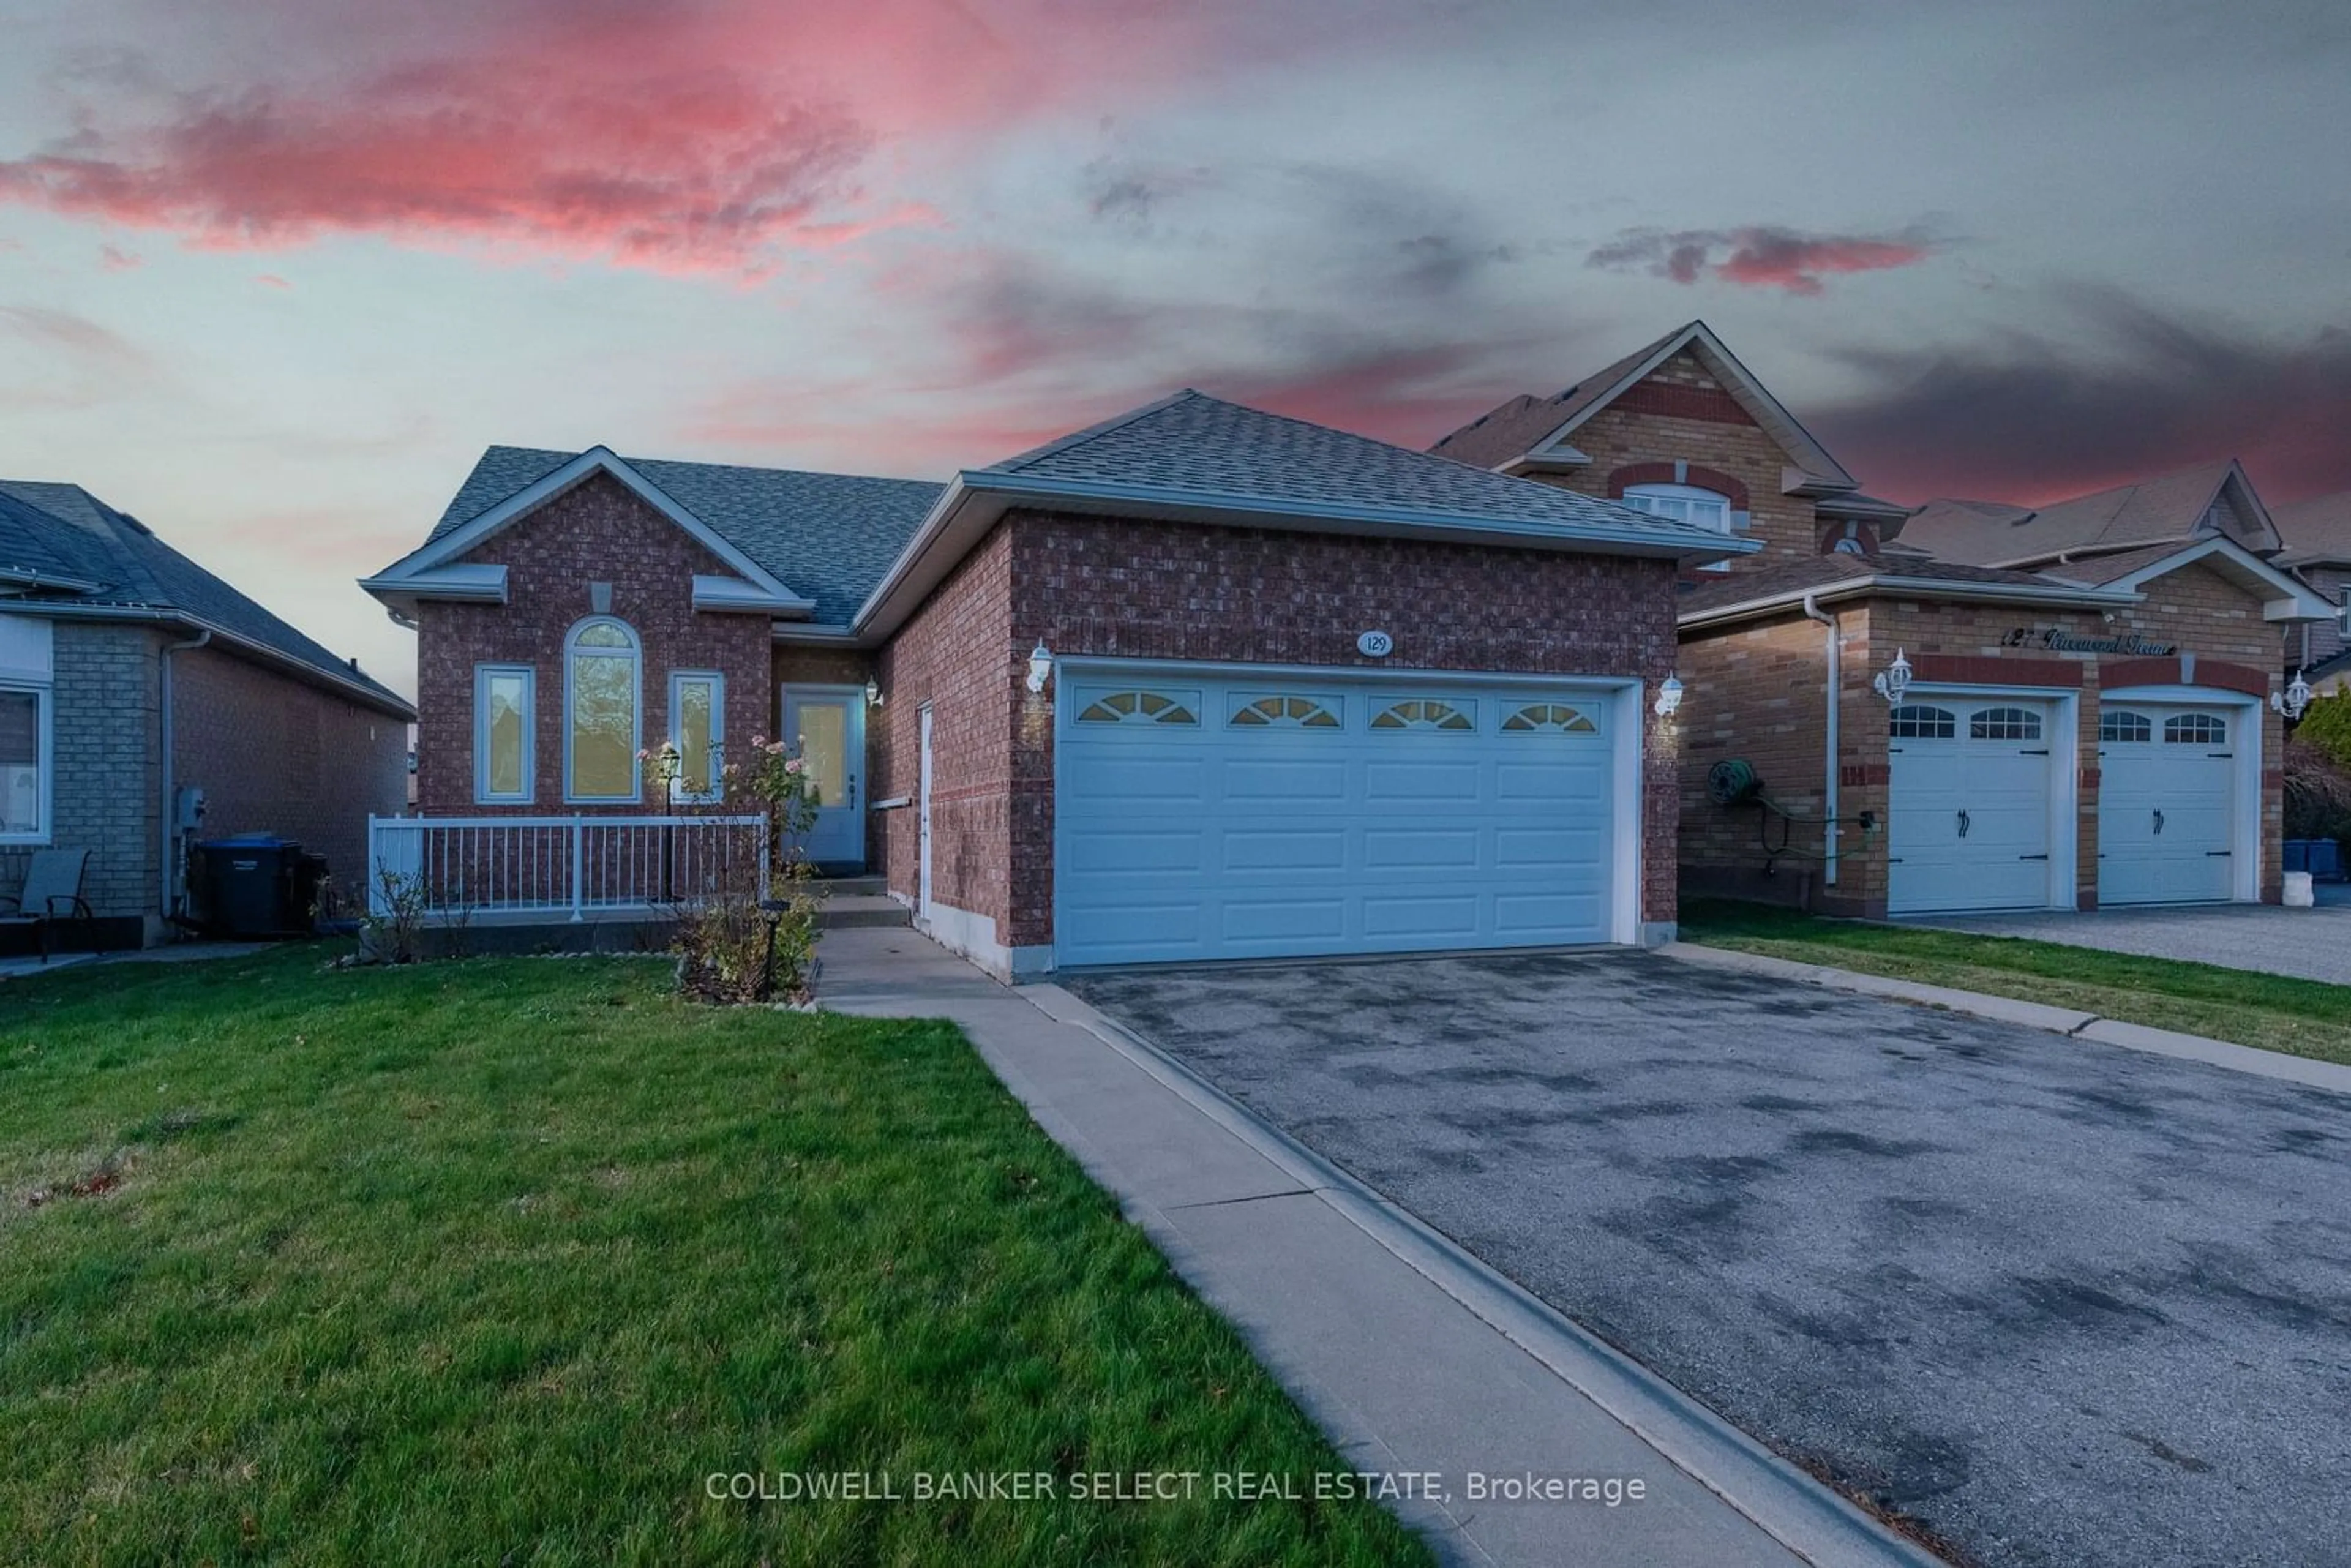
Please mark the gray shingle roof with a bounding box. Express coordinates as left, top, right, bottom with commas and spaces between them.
0, 479, 410, 713
1901, 462, 2272, 568
429, 447, 945, 627
982, 389, 1733, 546
1427, 329, 1679, 468
2274, 490, 2351, 567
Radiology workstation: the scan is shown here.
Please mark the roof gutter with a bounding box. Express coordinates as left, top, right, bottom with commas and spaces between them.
1678, 574, 2142, 634
22, 601, 415, 719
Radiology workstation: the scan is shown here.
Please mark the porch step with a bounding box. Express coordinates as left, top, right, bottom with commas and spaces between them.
816, 875, 887, 898
817, 893, 910, 930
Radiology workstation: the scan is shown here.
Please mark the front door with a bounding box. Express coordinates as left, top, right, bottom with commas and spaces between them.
781, 688, 864, 872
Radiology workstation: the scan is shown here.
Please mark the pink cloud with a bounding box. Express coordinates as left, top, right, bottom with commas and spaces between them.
1589, 225, 1932, 295
254, 272, 291, 288
0, 0, 1327, 275
99, 243, 142, 270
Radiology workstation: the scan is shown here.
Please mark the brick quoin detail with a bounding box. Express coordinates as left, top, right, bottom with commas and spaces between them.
1605, 462, 1751, 511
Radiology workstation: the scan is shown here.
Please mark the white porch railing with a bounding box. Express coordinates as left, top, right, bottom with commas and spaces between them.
367, 814, 769, 921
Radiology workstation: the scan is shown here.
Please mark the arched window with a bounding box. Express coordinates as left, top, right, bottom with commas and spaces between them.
2099, 710, 2152, 743
1888, 705, 1955, 739
1077, 689, 1199, 726
1970, 707, 2043, 741
1501, 702, 1599, 735
2163, 713, 2227, 745
1229, 694, 1341, 730
1621, 483, 1733, 572
1370, 699, 1475, 732
565, 617, 640, 801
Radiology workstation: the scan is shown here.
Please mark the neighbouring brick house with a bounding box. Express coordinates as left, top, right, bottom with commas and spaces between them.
364, 393, 1744, 976
1433, 322, 2330, 917
0, 481, 413, 950
2271, 490, 2351, 693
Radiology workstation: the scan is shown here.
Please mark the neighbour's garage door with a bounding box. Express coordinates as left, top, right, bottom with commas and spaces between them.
1055, 673, 1619, 966
2098, 704, 2237, 906
1887, 699, 2057, 915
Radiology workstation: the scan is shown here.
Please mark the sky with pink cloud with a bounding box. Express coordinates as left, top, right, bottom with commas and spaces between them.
3, 0, 2346, 698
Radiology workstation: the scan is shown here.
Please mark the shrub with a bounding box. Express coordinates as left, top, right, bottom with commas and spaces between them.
644, 737, 828, 1004
2284, 735, 2351, 843
2296, 690, 2351, 771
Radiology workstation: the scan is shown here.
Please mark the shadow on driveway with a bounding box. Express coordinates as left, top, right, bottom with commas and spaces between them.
1065, 950, 2351, 1568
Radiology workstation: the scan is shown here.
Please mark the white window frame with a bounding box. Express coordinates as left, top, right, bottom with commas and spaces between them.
472, 664, 536, 805
667, 670, 726, 803
0, 681, 53, 846
1622, 482, 1735, 572
563, 617, 642, 804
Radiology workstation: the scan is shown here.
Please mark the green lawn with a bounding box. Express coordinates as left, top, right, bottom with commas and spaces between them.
1681, 899, 2351, 1066
0, 951, 1430, 1567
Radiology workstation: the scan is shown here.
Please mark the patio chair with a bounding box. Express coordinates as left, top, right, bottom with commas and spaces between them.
0, 848, 96, 962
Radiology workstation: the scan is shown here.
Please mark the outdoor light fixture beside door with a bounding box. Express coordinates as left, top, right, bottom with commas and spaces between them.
2274, 667, 2314, 719
864, 677, 883, 708
1025, 641, 1054, 695
1873, 648, 1913, 705
1653, 675, 1684, 718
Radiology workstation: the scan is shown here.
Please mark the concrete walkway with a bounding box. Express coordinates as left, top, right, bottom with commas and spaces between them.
816, 928, 1939, 1568
1913, 883, 2351, 985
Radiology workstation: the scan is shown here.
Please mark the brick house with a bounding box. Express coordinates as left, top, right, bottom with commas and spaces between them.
0, 481, 414, 950
2271, 490, 2351, 693
1433, 322, 2332, 917
363, 393, 1744, 975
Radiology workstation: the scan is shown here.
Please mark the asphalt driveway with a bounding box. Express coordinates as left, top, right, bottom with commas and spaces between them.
1916, 882, 2351, 985
1064, 953, 2351, 1568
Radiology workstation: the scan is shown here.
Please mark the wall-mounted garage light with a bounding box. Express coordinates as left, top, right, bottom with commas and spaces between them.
2273, 667, 2314, 720
1872, 648, 1913, 706
1653, 675, 1684, 718
1026, 640, 1054, 696
864, 677, 883, 708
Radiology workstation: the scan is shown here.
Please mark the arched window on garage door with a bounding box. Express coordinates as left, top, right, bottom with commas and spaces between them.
2100, 710, 2152, 743
2162, 713, 2227, 745
1970, 707, 2042, 741
1889, 705, 1955, 739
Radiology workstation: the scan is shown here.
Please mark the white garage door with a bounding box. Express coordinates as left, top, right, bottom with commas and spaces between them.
1055, 673, 1621, 966
1887, 699, 2058, 914
2098, 704, 2237, 906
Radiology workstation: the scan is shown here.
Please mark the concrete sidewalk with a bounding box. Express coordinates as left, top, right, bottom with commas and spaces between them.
817, 928, 1940, 1568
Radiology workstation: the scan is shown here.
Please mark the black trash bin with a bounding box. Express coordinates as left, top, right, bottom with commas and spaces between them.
193, 836, 306, 937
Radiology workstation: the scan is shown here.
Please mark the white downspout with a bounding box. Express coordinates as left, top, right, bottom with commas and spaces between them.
159, 629, 212, 925
1801, 594, 1839, 885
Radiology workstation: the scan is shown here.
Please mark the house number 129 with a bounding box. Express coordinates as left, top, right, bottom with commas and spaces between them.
1357, 630, 1395, 658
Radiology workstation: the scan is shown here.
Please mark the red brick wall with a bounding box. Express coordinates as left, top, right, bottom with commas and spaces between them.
972, 511, 1683, 949
414, 473, 772, 814
869, 525, 1016, 934
171, 645, 410, 893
